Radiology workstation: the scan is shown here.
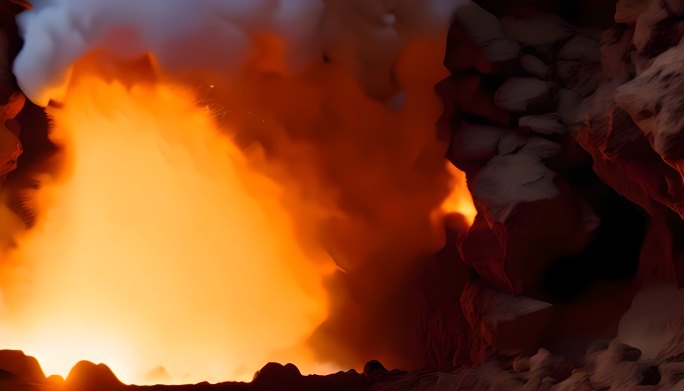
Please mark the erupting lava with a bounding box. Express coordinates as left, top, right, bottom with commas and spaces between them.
0, 64, 334, 384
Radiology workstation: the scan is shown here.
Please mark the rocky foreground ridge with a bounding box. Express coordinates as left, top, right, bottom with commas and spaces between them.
4, 329, 684, 391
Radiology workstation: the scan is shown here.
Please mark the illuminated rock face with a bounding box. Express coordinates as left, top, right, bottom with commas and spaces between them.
428, 0, 684, 378
576, 0, 684, 287
437, 0, 684, 369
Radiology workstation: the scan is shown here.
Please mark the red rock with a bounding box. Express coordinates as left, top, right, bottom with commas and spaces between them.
443, 20, 493, 74
576, 106, 684, 285
0, 350, 45, 385
459, 281, 553, 361
65, 361, 123, 391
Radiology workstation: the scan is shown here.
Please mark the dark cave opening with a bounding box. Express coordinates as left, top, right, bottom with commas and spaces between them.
540, 188, 647, 302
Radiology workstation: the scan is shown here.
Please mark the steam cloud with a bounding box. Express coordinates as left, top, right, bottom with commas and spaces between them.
10, 0, 469, 374
15, 0, 463, 105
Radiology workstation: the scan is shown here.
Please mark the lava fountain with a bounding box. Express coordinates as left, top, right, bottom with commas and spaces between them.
0, 60, 335, 384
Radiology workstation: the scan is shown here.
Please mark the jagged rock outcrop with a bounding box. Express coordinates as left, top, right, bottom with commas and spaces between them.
0, 1, 24, 181
575, 0, 684, 286
0, 350, 46, 390
429, 0, 684, 374
436, 0, 666, 367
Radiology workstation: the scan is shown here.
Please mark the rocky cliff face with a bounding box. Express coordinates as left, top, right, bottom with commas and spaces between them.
432, 0, 684, 372
0, 1, 24, 181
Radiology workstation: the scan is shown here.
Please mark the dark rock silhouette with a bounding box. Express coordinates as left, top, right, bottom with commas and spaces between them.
0, 350, 46, 385
65, 361, 124, 391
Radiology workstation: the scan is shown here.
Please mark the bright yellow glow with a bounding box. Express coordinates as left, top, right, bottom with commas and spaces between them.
442, 162, 477, 225
0, 71, 333, 384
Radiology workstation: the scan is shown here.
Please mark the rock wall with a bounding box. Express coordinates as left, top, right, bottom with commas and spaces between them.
433, 0, 684, 370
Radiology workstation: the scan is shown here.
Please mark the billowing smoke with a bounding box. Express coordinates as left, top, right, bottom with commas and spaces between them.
14, 0, 320, 105
14, 0, 462, 105
5, 0, 471, 378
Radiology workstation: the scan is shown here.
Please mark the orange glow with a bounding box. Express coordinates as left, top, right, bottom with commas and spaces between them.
0, 67, 334, 384
442, 162, 477, 225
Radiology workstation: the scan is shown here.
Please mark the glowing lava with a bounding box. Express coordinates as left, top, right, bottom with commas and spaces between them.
442, 162, 477, 225
0, 69, 333, 384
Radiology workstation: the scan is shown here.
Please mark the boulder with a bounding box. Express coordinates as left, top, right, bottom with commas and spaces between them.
0, 350, 45, 385
65, 361, 123, 391
460, 281, 553, 360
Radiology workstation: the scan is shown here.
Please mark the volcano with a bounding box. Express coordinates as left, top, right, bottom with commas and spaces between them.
2, 0, 684, 390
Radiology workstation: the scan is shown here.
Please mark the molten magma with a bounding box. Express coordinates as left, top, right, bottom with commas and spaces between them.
0, 71, 333, 384
442, 163, 477, 225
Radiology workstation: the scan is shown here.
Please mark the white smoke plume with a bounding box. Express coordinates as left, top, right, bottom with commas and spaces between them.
14, 0, 465, 106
